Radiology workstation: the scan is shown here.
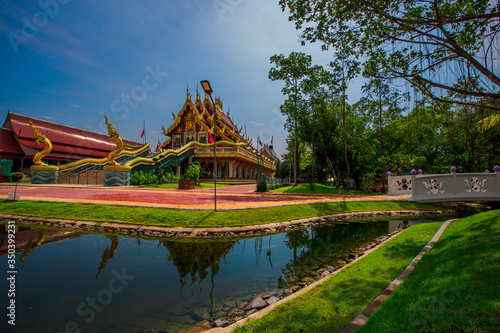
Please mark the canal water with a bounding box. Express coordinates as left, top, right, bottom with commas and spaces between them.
0, 218, 444, 333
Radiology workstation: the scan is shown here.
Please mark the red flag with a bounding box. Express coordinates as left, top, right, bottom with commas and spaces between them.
140, 129, 145, 138
259, 140, 263, 147
262, 151, 266, 155
208, 130, 214, 143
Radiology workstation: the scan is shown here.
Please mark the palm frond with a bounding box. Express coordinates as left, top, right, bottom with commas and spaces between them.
477, 114, 500, 132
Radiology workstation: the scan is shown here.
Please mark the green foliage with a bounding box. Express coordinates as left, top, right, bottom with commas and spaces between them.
361, 172, 378, 193
281, 0, 500, 112
130, 171, 160, 185
11, 172, 24, 182
256, 179, 268, 192
183, 161, 203, 185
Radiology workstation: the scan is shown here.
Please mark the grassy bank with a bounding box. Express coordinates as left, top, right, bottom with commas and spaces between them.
0, 199, 445, 228
271, 183, 382, 196
358, 209, 500, 332
234, 221, 444, 332
234, 210, 500, 333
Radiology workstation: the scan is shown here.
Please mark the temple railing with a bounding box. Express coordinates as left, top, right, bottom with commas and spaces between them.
387, 175, 413, 195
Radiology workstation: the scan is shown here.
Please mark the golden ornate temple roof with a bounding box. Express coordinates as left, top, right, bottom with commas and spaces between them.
159, 84, 250, 149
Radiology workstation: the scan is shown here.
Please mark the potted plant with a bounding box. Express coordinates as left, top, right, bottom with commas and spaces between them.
11, 172, 24, 182
178, 162, 202, 189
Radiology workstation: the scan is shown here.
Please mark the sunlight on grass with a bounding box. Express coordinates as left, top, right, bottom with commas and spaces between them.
0, 199, 445, 228
272, 183, 382, 196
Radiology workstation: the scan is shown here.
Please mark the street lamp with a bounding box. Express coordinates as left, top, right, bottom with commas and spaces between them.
201, 80, 217, 211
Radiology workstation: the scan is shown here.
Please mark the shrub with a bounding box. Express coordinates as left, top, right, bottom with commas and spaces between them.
361, 172, 378, 193
184, 161, 203, 185
256, 179, 268, 192
11, 172, 24, 182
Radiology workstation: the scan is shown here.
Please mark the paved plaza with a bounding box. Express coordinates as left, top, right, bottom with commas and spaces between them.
0, 184, 406, 209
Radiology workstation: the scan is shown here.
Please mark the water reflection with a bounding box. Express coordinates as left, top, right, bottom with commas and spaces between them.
0, 218, 443, 333
97, 235, 119, 278
162, 240, 235, 289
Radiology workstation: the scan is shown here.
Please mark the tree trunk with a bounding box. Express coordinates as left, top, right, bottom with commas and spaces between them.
311, 111, 315, 191
293, 78, 298, 186
379, 93, 386, 192
342, 87, 350, 190
325, 155, 338, 187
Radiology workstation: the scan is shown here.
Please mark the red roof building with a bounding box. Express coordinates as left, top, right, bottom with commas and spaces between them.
0, 112, 142, 172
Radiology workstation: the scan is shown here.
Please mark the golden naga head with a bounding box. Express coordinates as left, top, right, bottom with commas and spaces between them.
105, 115, 120, 140
29, 120, 46, 144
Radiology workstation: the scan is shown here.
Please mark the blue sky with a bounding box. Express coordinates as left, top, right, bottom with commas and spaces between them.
0, 0, 365, 157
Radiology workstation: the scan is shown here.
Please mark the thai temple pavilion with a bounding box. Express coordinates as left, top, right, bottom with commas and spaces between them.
157, 86, 276, 179
1, 85, 276, 183
0, 111, 143, 173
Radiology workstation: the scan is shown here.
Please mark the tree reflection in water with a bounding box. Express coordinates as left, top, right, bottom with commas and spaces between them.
279, 222, 388, 288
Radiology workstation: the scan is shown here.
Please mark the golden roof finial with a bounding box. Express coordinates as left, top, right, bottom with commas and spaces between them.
186, 82, 191, 100
172, 111, 176, 120
196, 84, 201, 101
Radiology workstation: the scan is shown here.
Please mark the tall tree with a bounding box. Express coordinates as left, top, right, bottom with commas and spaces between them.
280, 0, 500, 112
269, 52, 315, 185
328, 49, 360, 189
359, 78, 406, 190
302, 65, 329, 189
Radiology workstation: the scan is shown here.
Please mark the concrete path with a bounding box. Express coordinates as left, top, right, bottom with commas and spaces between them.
0, 183, 410, 209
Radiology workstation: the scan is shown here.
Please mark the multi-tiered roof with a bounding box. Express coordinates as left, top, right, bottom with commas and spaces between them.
158, 85, 254, 150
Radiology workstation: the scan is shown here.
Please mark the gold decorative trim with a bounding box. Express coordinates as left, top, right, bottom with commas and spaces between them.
30, 165, 59, 171
103, 165, 131, 172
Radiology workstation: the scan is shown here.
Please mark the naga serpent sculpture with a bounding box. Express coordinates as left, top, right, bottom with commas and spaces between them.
29, 120, 52, 165
105, 115, 123, 165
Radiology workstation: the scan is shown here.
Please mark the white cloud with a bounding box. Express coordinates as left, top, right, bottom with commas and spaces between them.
43, 116, 55, 120
69, 104, 80, 108
151, 130, 159, 133
250, 121, 265, 126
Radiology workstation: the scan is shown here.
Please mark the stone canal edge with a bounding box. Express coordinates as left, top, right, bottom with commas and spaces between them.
207, 219, 456, 333
0, 209, 454, 239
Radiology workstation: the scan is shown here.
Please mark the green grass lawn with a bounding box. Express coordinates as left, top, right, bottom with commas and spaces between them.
272, 183, 383, 196
234, 210, 500, 333
0, 199, 445, 228
358, 209, 500, 333
234, 221, 444, 333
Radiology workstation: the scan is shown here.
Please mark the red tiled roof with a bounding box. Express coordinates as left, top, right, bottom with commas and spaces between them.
1, 112, 142, 161
0, 127, 24, 156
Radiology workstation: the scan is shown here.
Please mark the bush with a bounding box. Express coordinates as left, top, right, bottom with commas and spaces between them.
256, 179, 268, 192
183, 161, 203, 185
11, 172, 24, 182
130, 171, 159, 185
361, 172, 378, 193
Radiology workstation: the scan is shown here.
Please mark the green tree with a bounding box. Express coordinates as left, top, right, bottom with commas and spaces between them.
358, 78, 407, 190
269, 52, 316, 185
280, 0, 500, 112
328, 49, 360, 188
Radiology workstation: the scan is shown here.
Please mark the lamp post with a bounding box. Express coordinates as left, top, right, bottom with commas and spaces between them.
201, 80, 217, 211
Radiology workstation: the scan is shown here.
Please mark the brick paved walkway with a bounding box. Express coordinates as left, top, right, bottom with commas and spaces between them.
0, 184, 406, 209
